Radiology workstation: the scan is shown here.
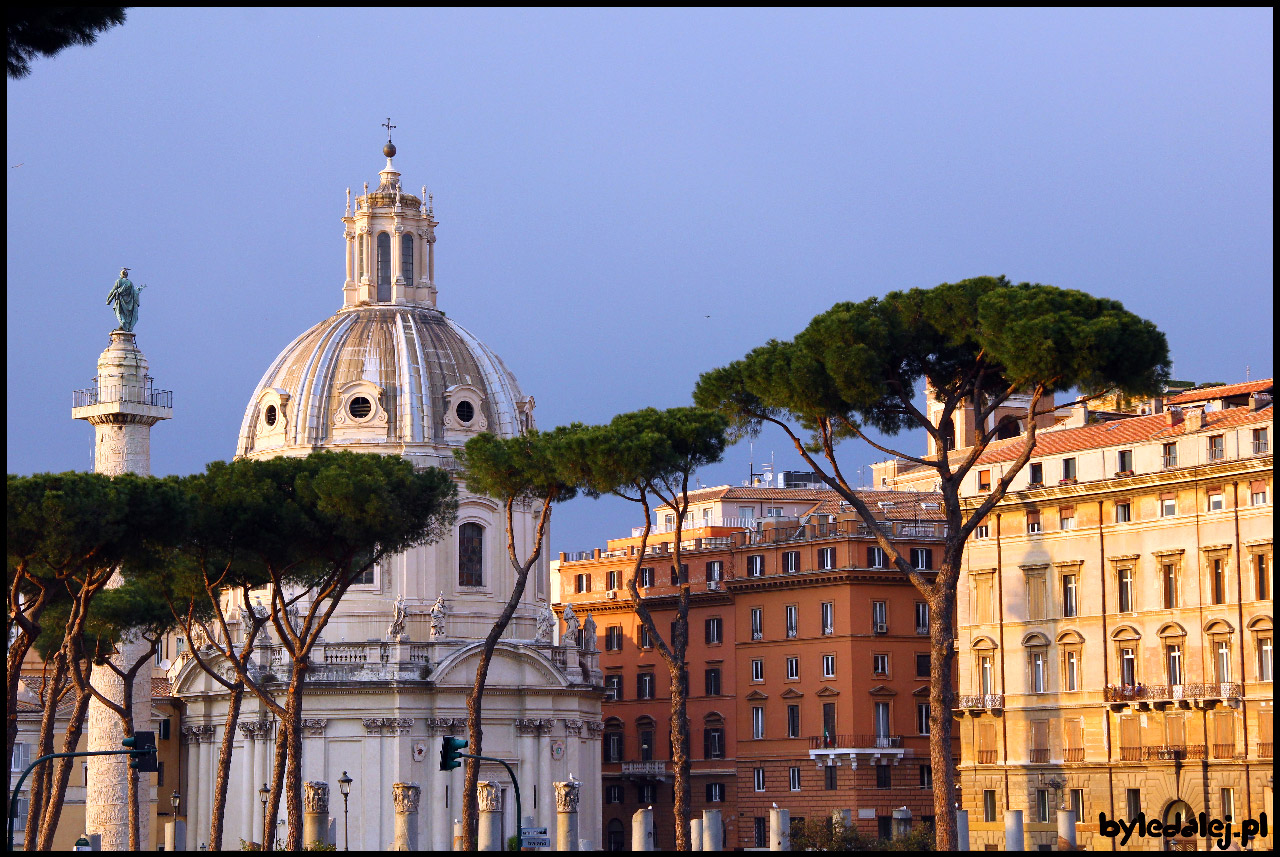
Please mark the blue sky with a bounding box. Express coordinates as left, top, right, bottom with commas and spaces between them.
6, 8, 1273, 553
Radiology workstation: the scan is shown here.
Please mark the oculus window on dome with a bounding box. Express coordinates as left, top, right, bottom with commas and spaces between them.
264, 405, 277, 427
349, 397, 373, 420
455, 401, 474, 424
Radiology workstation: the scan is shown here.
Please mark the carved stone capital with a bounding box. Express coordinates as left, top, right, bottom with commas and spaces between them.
554, 779, 581, 813
477, 780, 503, 813
386, 717, 414, 735
363, 717, 387, 735
423, 716, 465, 737
562, 718, 583, 736
393, 782, 421, 814
181, 724, 216, 744
301, 718, 328, 737
585, 720, 604, 737
303, 781, 329, 814
514, 717, 542, 736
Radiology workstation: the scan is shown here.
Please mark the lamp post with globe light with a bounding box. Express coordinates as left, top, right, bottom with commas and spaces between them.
339, 771, 352, 850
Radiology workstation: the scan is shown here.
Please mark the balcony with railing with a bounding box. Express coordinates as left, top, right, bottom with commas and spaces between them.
1103, 682, 1241, 707
1142, 745, 1204, 762
1162, 453, 1178, 469
957, 694, 1005, 712
976, 750, 997, 764
1254, 440, 1270, 455
1212, 744, 1236, 760
621, 761, 670, 776
1120, 746, 1142, 762
1064, 748, 1085, 762
632, 517, 756, 538
1208, 446, 1225, 462
733, 519, 948, 549
72, 378, 173, 410
809, 733, 906, 765
1029, 748, 1049, 763
1260, 743, 1273, 759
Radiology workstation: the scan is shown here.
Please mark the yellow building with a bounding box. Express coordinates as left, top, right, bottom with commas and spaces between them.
878, 379, 1273, 850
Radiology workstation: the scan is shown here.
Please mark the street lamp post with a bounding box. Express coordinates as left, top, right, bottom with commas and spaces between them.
171, 790, 181, 814
338, 771, 352, 851
259, 783, 270, 849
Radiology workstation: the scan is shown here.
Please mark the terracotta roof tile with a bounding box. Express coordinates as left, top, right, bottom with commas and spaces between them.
152, 677, 173, 698
1165, 379, 1272, 405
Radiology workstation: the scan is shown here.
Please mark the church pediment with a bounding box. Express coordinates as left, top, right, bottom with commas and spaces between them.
912, 685, 930, 697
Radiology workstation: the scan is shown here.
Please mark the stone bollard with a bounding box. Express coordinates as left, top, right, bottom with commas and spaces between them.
956, 809, 969, 851
701, 809, 722, 851
477, 781, 504, 851
555, 777, 580, 851
768, 806, 789, 851
164, 818, 186, 851
690, 817, 703, 850
452, 818, 465, 850
391, 783, 420, 851
304, 781, 330, 847
892, 807, 912, 839
1004, 809, 1024, 851
632, 806, 654, 850
1057, 808, 1077, 850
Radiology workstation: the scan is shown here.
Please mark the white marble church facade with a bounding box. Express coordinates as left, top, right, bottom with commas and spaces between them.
169, 137, 603, 850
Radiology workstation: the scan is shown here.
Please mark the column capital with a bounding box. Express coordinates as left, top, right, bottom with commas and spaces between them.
477, 780, 503, 813
304, 781, 330, 814
554, 778, 581, 813
393, 782, 421, 814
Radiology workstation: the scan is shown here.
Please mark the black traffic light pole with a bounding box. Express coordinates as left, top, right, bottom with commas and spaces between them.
440, 738, 523, 849
7, 744, 156, 850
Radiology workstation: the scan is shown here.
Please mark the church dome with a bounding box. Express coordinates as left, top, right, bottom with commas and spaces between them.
236, 141, 534, 460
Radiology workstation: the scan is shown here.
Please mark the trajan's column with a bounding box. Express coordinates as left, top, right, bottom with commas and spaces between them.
71, 268, 172, 849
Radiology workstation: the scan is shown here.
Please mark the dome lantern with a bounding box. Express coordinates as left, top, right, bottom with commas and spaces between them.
343, 122, 438, 309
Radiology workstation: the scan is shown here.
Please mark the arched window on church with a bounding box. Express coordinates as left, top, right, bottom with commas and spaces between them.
376, 232, 392, 301
401, 233, 414, 285
459, 522, 484, 587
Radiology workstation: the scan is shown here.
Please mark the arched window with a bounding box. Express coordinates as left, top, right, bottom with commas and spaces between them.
376, 232, 392, 301
401, 233, 414, 285
459, 523, 484, 587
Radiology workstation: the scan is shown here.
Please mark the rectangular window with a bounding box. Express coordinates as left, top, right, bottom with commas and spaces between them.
604, 731, 623, 762
750, 607, 763, 641
1036, 789, 1050, 823
917, 703, 931, 735
873, 653, 888, 676
1166, 644, 1183, 686
706, 782, 725, 803
639, 624, 653, 649
1030, 651, 1046, 693
1221, 788, 1235, 821
1026, 510, 1041, 534
876, 764, 891, 789
1062, 457, 1077, 481
671, 563, 687, 585
1070, 789, 1085, 822
1115, 501, 1132, 523
983, 790, 997, 823
1027, 569, 1047, 619
638, 566, 654, 588
821, 601, 834, 635
1253, 427, 1270, 455
1126, 789, 1141, 822
747, 554, 764, 577
605, 626, 623, 651
818, 547, 836, 569
1062, 573, 1078, 618
1208, 491, 1224, 512
639, 729, 654, 761
979, 655, 995, 695
1064, 649, 1079, 692
767, 506, 784, 517
822, 701, 836, 739
787, 656, 800, 680
974, 574, 995, 624
1161, 496, 1177, 517
705, 616, 723, 645
575, 573, 591, 593
607, 569, 619, 590
158, 717, 171, 741
1029, 462, 1044, 485
1163, 563, 1178, 608
754, 767, 766, 792
867, 545, 886, 568
915, 652, 930, 677
872, 600, 887, 632
825, 766, 839, 790
974, 522, 990, 539
637, 672, 655, 699
874, 701, 891, 742
1258, 635, 1273, 682
754, 817, 767, 848
1065, 719, 1084, 761
785, 605, 798, 638
706, 560, 723, 582
752, 706, 765, 739
1118, 567, 1135, 613
638, 784, 655, 804
1212, 558, 1227, 605
705, 727, 724, 760
787, 705, 801, 738
705, 668, 721, 696
919, 764, 933, 789
751, 658, 764, 682
915, 601, 929, 634
1162, 442, 1178, 469
1120, 647, 1136, 686
823, 654, 835, 678
1208, 435, 1224, 461
1059, 506, 1076, 530
605, 785, 624, 804
783, 550, 800, 573
911, 548, 933, 570
978, 469, 991, 491
1215, 640, 1232, 683
1257, 554, 1270, 601
604, 674, 623, 701
1117, 449, 1133, 473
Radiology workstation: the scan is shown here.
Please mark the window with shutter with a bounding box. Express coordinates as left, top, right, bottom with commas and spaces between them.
1026, 570, 1047, 620
1165, 713, 1185, 748
1065, 719, 1084, 761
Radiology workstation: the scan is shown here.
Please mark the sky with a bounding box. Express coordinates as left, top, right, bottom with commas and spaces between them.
6, 8, 1273, 555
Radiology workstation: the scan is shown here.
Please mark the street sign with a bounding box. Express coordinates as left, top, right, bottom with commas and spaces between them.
520, 827, 548, 837
520, 835, 551, 848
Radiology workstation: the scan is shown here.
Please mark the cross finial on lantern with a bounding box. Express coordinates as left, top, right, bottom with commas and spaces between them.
383, 117, 396, 141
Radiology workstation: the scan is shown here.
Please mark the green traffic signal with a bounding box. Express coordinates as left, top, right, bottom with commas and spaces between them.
439, 736, 468, 771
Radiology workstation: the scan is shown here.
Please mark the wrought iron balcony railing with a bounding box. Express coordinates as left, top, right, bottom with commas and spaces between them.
957, 694, 1005, 709
1102, 682, 1241, 702
809, 734, 903, 751
73, 383, 173, 409
976, 750, 997, 764
1064, 748, 1085, 762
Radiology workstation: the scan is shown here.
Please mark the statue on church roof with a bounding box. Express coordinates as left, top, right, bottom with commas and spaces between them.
534, 604, 556, 643
561, 602, 579, 647
106, 267, 145, 332
428, 591, 448, 639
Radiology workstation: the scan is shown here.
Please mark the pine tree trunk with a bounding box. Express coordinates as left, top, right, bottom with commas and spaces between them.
24, 655, 66, 845
207, 682, 244, 851
668, 657, 691, 850
36, 685, 92, 850
927, 570, 960, 851
283, 673, 306, 852
262, 721, 289, 852
461, 656, 491, 852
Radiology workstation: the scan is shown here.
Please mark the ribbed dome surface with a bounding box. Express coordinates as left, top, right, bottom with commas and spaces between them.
237, 305, 528, 456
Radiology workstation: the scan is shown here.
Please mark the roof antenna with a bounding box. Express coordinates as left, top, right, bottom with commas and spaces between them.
1246, 365, 1250, 381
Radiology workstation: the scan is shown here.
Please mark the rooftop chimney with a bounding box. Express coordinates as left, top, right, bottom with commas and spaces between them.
1250, 392, 1272, 411
1166, 406, 1183, 427
1184, 407, 1204, 432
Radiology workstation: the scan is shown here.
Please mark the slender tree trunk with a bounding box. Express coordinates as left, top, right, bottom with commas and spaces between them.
24, 654, 65, 845
927, 563, 960, 852
283, 670, 307, 852
36, 683, 92, 850
263, 720, 289, 851
207, 682, 244, 851
667, 655, 691, 850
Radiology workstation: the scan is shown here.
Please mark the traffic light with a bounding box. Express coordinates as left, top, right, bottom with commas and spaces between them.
124, 731, 158, 772
439, 736, 468, 771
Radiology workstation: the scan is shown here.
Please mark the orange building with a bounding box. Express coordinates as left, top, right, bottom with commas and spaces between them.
556, 480, 957, 849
